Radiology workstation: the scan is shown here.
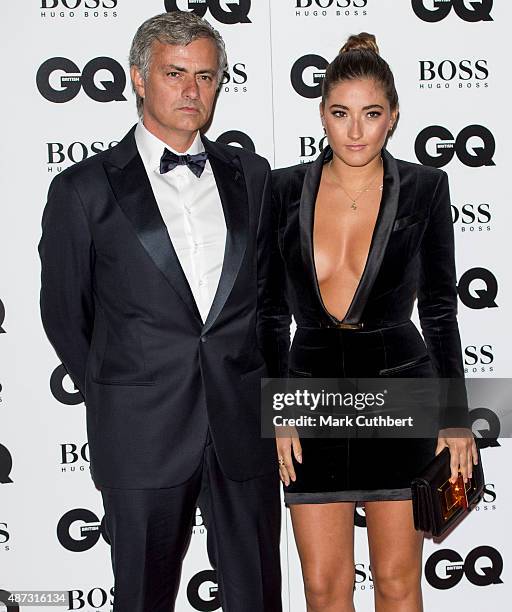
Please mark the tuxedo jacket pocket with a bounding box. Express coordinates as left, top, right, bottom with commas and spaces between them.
392, 211, 427, 232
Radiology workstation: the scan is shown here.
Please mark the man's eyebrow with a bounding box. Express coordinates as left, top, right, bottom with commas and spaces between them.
163, 64, 217, 75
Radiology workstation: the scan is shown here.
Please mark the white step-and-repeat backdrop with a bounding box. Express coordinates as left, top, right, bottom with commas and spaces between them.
1, 1, 510, 610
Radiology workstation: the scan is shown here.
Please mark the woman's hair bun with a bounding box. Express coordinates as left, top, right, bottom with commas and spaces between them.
339, 32, 379, 55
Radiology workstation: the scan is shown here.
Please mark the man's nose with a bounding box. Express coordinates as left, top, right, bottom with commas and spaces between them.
183, 76, 200, 99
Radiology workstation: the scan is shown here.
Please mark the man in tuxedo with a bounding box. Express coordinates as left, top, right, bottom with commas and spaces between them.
39, 12, 289, 612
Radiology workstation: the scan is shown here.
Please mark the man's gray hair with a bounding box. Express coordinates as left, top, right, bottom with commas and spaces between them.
129, 12, 228, 118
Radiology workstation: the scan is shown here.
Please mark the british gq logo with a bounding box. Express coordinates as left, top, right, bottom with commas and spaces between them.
0, 444, 14, 484
464, 344, 494, 374
57, 509, 109, 552
457, 268, 498, 310
412, 0, 493, 22
291, 54, 328, 98
46, 140, 118, 174
425, 546, 503, 589
165, 0, 251, 24
50, 364, 83, 405
40, 0, 118, 19
470, 407, 501, 448
216, 131, 255, 152
418, 59, 489, 90
36, 57, 126, 103
414, 125, 495, 168
187, 570, 220, 611
294, 0, 368, 17
451, 202, 491, 233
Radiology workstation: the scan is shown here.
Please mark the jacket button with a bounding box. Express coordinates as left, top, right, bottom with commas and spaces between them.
200, 336, 207, 343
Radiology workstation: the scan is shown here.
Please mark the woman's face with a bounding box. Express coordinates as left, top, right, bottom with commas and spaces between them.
320, 78, 398, 167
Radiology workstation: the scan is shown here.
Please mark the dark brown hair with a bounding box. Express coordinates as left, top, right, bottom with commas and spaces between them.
321, 32, 399, 110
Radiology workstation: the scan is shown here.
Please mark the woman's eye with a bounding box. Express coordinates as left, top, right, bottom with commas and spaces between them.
368, 111, 382, 118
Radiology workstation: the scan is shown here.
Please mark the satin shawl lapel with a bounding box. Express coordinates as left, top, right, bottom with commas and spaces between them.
299, 146, 400, 324
201, 137, 248, 334
103, 128, 202, 323
344, 148, 399, 324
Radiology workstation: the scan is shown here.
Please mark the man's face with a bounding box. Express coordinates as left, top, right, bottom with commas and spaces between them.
131, 38, 220, 146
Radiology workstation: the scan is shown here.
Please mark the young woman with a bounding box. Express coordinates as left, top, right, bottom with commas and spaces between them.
273, 33, 478, 612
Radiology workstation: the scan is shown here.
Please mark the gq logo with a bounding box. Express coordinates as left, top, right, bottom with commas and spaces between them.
50, 364, 83, 405
187, 570, 220, 611
0, 444, 14, 484
425, 546, 503, 589
457, 268, 498, 310
414, 125, 495, 168
412, 0, 493, 22
0, 298, 5, 333
57, 508, 109, 552
36, 57, 126, 103
291, 54, 328, 98
216, 130, 255, 152
470, 407, 500, 448
165, 0, 251, 24
0, 591, 19, 612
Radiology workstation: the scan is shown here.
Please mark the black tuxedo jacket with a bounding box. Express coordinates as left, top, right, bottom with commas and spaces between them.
272, 147, 468, 428
39, 126, 290, 488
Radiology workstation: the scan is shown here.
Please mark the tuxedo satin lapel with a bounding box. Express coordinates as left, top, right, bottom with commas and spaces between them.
202, 139, 248, 333
299, 147, 333, 322
104, 143, 202, 323
343, 148, 400, 324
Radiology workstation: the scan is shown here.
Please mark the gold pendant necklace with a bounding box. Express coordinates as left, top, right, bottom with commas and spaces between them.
328, 159, 383, 211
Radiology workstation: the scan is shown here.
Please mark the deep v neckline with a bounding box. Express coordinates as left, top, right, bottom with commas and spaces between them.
299, 147, 400, 326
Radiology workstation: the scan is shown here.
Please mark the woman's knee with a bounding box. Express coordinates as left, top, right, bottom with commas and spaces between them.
372, 563, 422, 602
303, 564, 355, 607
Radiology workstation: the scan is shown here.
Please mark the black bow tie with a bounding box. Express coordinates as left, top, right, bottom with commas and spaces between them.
159, 148, 208, 178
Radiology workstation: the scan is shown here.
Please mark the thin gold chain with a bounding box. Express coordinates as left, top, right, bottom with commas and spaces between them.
327, 158, 384, 210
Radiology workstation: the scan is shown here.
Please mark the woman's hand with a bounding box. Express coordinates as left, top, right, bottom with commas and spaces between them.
275, 425, 302, 486
436, 428, 478, 483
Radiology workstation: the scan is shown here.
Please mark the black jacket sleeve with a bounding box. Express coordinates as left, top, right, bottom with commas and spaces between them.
256, 163, 291, 378
38, 173, 95, 398
417, 170, 469, 428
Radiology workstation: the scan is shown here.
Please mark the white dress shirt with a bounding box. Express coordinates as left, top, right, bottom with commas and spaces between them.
135, 122, 226, 323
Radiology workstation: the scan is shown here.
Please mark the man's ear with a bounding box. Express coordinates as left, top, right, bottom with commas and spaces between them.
130, 65, 145, 100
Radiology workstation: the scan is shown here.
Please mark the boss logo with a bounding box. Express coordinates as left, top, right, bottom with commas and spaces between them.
36, 57, 126, 103
41, 0, 117, 7
294, 0, 368, 15
414, 125, 495, 168
296, 0, 367, 6
354, 563, 373, 590
193, 507, 206, 534
57, 508, 109, 552
464, 345, 494, 374
67, 587, 114, 610
47, 140, 118, 172
0, 444, 14, 484
451, 203, 491, 232
412, 0, 493, 22
419, 59, 489, 89
50, 364, 83, 405
457, 268, 498, 310
290, 54, 328, 99
299, 136, 328, 160
221, 63, 248, 93
425, 546, 503, 589
187, 570, 220, 611
165, 0, 251, 24
470, 407, 500, 448
61, 443, 90, 473
216, 130, 255, 152
0, 522, 10, 550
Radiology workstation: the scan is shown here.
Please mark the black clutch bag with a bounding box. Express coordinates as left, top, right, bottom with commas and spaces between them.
412, 445, 484, 537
